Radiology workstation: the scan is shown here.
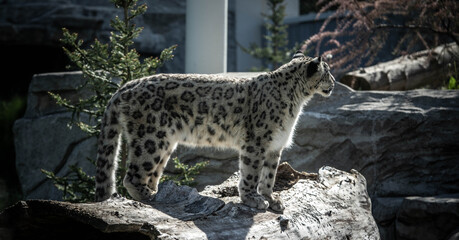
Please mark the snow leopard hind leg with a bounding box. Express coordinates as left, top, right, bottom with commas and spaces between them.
123, 129, 176, 201
95, 102, 122, 202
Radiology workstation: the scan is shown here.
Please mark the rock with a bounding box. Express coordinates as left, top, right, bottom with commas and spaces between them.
286, 83, 459, 198
340, 43, 459, 90
0, 166, 380, 240
372, 197, 404, 240
288, 83, 459, 197
395, 194, 459, 240
0, 179, 8, 210
23, 71, 90, 118
14, 113, 96, 200
286, 82, 459, 238
13, 72, 97, 200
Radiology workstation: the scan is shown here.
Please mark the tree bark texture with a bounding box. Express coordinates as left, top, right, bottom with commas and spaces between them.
340, 43, 458, 90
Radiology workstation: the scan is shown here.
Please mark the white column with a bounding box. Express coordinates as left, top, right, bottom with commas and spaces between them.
186, 0, 228, 74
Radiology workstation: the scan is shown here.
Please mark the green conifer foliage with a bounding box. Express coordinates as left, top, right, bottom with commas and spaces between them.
55, 0, 176, 136
42, 0, 178, 202
241, 0, 297, 71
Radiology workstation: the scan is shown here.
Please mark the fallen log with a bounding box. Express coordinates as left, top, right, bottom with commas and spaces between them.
340, 43, 458, 90
0, 163, 380, 240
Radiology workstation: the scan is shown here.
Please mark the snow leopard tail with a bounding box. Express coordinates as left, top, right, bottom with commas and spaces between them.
95, 94, 122, 201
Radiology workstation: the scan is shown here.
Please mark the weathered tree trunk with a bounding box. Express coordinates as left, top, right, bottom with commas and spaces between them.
0, 163, 380, 240
340, 43, 458, 90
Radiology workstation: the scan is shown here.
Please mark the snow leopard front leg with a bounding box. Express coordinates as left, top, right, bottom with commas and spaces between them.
258, 150, 285, 212
238, 148, 269, 210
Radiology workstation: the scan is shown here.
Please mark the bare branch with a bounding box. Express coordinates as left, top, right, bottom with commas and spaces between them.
302, 0, 458, 70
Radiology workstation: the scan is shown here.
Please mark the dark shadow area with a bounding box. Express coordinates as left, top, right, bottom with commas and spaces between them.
0, 45, 70, 99
0, 44, 70, 211
147, 181, 255, 240
0, 201, 150, 240
2, 214, 149, 240
170, 146, 239, 191
145, 165, 304, 240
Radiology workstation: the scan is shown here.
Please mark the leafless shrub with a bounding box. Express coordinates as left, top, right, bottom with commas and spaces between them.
301, 0, 458, 71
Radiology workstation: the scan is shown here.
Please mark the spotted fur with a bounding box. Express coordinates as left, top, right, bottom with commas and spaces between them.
95, 53, 335, 211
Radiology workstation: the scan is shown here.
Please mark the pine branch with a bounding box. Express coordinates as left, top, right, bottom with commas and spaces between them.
241, 0, 296, 70
45, 0, 176, 202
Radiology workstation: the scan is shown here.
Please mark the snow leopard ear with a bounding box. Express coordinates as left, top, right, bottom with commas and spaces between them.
312, 56, 322, 63
292, 50, 304, 59
307, 58, 320, 78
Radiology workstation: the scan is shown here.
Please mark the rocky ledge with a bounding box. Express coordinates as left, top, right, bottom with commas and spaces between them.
0, 164, 379, 240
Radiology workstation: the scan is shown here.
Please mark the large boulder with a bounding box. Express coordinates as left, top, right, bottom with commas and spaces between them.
280, 81, 459, 238
0, 164, 380, 240
13, 72, 97, 200
395, 194, 459, 240
288, 83, 459, 198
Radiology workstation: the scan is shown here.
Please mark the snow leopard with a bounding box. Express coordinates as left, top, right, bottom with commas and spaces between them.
95, 51, 335, 212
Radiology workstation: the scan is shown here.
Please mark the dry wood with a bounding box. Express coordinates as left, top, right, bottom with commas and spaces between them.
340, 43, 458, 90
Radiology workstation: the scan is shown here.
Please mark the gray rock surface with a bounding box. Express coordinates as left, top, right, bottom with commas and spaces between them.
396, 194, 459, 240
289, 84, 459, 198
14, 72, 97, 199
372, 197, 404, 240
283, 82, 459, 238
0, 165, 380, 240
